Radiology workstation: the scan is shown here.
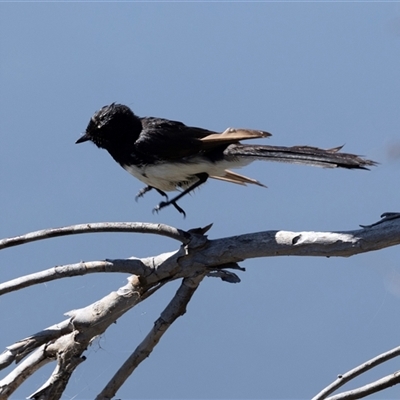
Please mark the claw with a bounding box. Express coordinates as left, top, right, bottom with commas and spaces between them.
152, 200, 186, 218
135, 186, 153, 202
172, 201, 186, 218
136, 186, 169, 202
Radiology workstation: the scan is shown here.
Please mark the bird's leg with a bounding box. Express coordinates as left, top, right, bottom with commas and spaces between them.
153, 173, 209, 217
155, 188, 169, 199
135, 186, 169, 202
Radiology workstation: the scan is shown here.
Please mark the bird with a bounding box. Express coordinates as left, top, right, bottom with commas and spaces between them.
76, 103, 376, 217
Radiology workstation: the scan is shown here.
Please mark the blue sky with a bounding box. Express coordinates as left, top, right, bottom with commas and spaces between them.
1, 3, 400, 399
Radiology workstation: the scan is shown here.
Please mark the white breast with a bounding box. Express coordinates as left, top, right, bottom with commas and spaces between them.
122, 157, 250, 192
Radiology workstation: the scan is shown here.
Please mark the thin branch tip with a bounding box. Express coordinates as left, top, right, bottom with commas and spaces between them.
360, 212, 400, 229
0, 222, 192, 251
187, 223, 214, 235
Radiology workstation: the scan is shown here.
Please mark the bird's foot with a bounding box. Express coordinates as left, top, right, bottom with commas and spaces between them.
135, 186, 169, 202
135, 186, 153, 202
153, 200, 186, 218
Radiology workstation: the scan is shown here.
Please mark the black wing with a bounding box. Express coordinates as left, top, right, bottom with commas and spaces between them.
134, 117, 215, 160
135, 117, 271, 161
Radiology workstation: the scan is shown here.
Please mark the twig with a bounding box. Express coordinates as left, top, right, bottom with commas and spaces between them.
0, 259, 147, 296
325, 371, 400, 400
0, 222, 191, 251
360, 212, 400, 228
312, 345, 400, 399
0, 345, 52, 399
0, 320, 72, 371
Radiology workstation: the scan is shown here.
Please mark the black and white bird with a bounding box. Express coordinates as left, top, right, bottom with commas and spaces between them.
76, 103, 376, 216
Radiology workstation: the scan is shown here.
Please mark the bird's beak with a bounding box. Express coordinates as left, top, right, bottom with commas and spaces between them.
75, 133, 90, 144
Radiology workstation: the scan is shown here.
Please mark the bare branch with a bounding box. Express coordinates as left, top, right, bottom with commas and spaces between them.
0, 320, 72, 371
28, 334, 86, 400
313, 345, 400, 400
0, 222, 192, 251
0, 259, 147, 296
95, 272, 207, 400
200, 213, 400, 261
0, 345, 52, 398
24, 275, 145, 400
3, 215, 399, 298
1, 213, 400, 398
1, 213, 398, 261
325, 371, 400, 400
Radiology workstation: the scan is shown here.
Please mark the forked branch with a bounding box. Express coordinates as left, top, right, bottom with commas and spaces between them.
0, 213, 399, 399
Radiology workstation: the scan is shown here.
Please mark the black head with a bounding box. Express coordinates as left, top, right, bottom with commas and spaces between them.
76, 103, 142, 150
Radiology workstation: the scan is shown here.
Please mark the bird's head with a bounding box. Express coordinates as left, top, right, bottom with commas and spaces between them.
76, 103, 141, 150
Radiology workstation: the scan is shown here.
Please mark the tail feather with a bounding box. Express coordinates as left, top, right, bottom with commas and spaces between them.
211, 170, 267, 187
226, 144, 377, 170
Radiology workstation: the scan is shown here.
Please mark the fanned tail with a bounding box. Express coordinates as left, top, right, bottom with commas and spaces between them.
226, 144, 377, 170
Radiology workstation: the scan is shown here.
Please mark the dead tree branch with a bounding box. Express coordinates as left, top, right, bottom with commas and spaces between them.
95, 272, 207, 400
325, 371, 400, 400
0, 213, 399, 399
0, 260, 147, 296
0, 320, 72, 370
313, 345, 400, 399
0, 222, 191, 251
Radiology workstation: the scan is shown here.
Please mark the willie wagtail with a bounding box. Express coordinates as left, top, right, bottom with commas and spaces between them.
76, 103, 376, 216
